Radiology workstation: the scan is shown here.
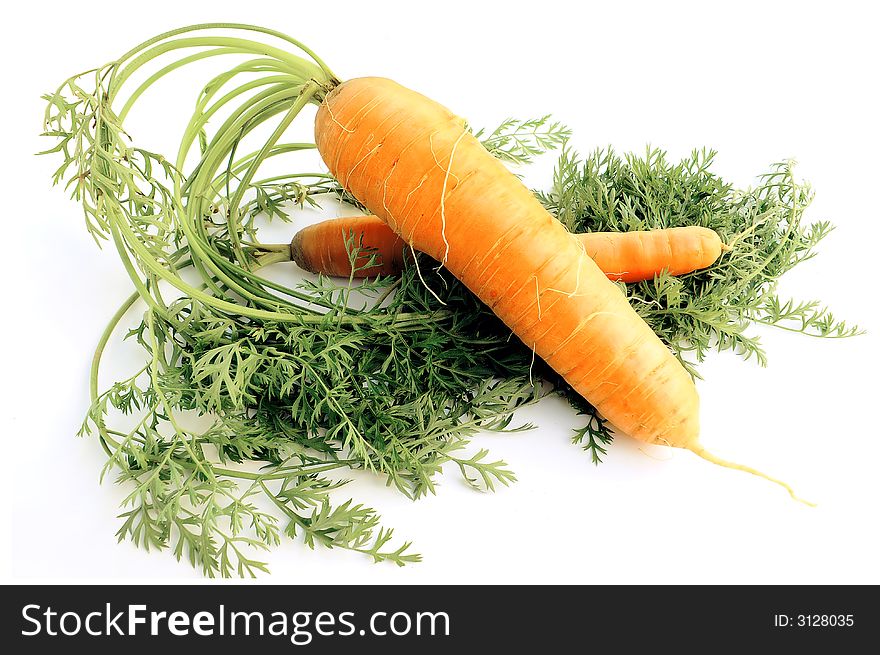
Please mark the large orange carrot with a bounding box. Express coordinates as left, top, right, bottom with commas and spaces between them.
315, 77, 806, 502
290, 216, 724, 282
316, 78, 695, 445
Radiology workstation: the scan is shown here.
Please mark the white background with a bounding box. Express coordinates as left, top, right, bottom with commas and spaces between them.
2, 0, 879, 584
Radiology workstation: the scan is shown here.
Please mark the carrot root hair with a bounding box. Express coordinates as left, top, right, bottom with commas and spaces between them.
409, 243, 447, 306
323, 102, 356, 134
427, 127, 467, 272
690, 446, 815, 507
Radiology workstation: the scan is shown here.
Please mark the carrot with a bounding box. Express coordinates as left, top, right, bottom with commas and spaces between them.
314, 77, 807, 502
579, 226, 726, 282
291, 215, 406, 277
290, 216, 725, 282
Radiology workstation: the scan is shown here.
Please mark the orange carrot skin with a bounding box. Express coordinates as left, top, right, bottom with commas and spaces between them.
581, 226, 723, 282
291, 216, 723, 282
315, 77, 700, 448
290, 215, 406, 277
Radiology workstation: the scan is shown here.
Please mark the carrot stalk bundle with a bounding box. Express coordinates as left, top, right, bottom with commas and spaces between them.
289, 215, 725, 282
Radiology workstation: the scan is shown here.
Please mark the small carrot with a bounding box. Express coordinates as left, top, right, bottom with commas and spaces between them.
291, 215, 406, 277
579, 226, 726, 282
290, 215, 725, 282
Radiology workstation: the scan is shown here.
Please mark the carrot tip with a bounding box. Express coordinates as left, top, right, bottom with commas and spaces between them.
690, 446, 815, 507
